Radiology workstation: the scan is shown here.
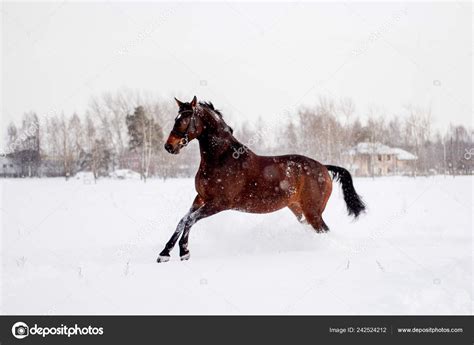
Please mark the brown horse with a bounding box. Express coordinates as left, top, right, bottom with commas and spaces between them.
158, 96, 365, 262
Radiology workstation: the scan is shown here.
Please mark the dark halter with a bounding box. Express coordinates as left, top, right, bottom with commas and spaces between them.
171, 109, 197, 145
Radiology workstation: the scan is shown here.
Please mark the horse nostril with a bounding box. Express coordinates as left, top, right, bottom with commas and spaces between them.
164, 143, 172, 152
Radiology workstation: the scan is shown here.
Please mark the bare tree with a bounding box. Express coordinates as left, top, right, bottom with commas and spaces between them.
68, 113, 84, 173
59, 114, 73, 179
338, 97, 356, 125
126, 106, 163, 181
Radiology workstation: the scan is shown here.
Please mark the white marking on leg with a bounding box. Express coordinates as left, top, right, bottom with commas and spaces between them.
180, 253, 191, 261
157, 255, 170, 263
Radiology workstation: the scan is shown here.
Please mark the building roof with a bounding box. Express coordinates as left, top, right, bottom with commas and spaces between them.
0, 155, 15, 163
390, 148, 418, 160
346, 142, 417, 160
346, 142, 393, 155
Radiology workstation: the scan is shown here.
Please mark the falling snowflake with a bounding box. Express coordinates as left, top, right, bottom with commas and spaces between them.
279, 180, 289, 190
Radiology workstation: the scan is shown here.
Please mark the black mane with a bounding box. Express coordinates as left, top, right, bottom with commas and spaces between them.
199, 101, 223, 118
198, 101, 232, 134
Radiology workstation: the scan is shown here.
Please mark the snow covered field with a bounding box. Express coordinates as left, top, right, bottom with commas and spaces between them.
1, 175, 472, 315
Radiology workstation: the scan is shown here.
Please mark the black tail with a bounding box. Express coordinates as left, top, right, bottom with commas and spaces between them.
326, 165, 366, 218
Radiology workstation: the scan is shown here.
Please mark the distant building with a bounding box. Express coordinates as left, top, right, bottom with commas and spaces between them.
0, 149, 40, 177
344, 142, 417, 176
0, 155, 20, 177
39, 156, 64, 177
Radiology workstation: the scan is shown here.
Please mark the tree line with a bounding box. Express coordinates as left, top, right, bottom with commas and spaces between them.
244, 98, 472, 176
3, 90, 472, 180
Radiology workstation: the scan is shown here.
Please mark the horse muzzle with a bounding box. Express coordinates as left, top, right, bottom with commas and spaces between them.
165, 143, 180, 154
165, 132, 190, 154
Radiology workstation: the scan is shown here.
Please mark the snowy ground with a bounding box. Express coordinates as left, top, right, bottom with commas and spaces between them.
1, 175, 472, 315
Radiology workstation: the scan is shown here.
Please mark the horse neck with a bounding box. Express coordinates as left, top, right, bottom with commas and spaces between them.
196, 109, 254, 163
197, 126, 238, 162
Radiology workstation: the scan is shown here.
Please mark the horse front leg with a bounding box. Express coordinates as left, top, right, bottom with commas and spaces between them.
178, 202, 222, 260
157, 195, 204, 262
157, 213, 191, 262
157, 200, 222, 263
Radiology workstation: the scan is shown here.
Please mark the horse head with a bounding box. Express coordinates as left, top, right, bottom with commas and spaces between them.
164, 96, 204, 154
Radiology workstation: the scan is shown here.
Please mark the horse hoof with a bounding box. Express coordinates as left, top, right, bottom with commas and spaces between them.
180, 253, 191, 261
157, 255, 170, 263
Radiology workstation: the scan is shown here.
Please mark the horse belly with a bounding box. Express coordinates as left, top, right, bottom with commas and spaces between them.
232, 186, 290, 214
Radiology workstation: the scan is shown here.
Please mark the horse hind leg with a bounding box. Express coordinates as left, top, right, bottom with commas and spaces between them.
321, 219, 329, 232
303, 210, 329, 233
300, 192, 330, 232
289, 203, 328, 231
288, 203, 307, 224
299, 169, 332, 233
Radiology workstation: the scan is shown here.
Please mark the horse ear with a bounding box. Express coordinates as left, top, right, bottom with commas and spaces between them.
190, 96, 198, 108
174, 97, 184, 108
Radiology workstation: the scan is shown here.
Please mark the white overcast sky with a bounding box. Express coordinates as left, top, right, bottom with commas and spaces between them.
1, 1, 472, 131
